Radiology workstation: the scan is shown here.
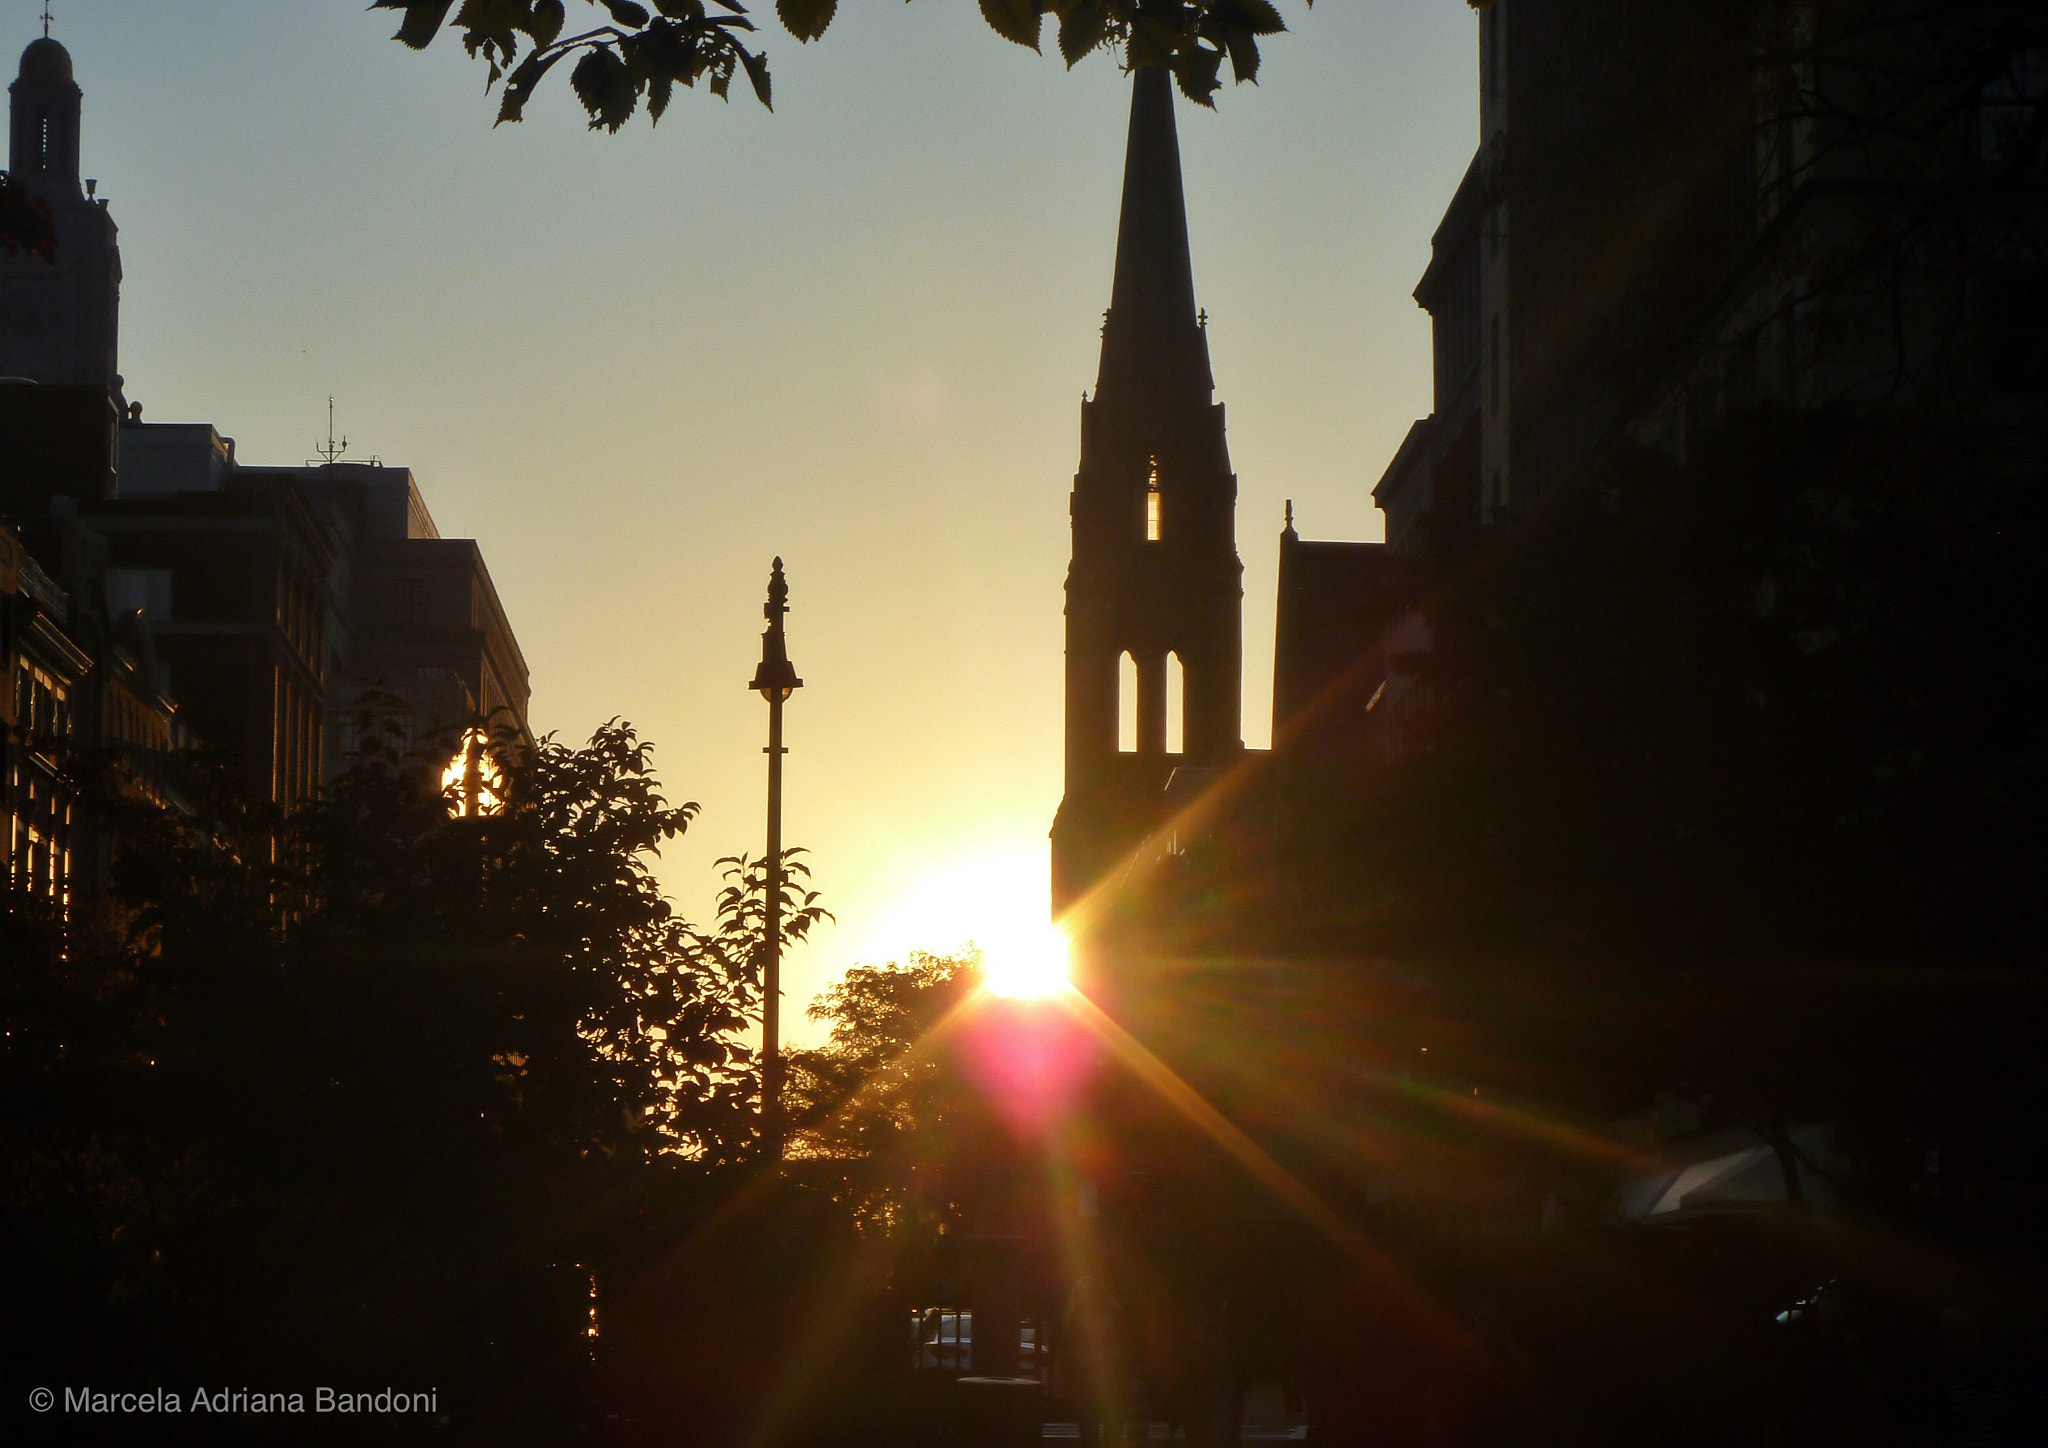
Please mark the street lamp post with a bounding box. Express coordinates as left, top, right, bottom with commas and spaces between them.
749, 558, 802, 1161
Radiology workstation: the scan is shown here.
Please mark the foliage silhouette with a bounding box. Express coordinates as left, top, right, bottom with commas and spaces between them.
783, 949, 980, 1227
0, 719, 828, 1438
371, 0, 1301, 127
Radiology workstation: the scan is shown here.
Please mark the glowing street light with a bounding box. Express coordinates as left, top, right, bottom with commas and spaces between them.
749, 558, 802, 1161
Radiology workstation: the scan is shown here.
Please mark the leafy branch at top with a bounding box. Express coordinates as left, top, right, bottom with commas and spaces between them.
374, 0, 774, 125
371, 0, 1302, 131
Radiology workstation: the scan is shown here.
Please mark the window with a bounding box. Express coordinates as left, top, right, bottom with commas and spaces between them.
1118, 652, 1139, 753
1165, 652, 1185, 755
1145, 456, 1162, 542
910, 1309, 972, 1373
15, 661, 69, 743
9, 662, 73, 905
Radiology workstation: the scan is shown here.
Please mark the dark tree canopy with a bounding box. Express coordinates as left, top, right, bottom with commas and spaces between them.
371, 0, 1301, 127
0, 721, 828, 1435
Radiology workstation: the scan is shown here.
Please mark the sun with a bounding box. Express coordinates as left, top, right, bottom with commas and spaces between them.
979, 918, 1074, 1000
853, 845, 1074, 1000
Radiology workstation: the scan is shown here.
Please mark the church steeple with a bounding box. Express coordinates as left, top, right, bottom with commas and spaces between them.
1097, 67, 1211, 405
1051, 66, 1243, 915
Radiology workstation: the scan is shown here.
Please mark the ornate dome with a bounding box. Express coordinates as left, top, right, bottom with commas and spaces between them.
17, 36, 75, 87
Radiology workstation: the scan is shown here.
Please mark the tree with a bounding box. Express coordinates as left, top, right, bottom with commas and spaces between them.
370, 0, 1299, 127
783, 949, 981, 1227
0, 719, 827, 1434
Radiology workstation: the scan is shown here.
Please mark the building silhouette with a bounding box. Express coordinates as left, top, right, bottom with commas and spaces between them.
1025, 16, 2042, 1439
2, 35, 529, 900
1377, 0, 2045, 550
2, 35, 119, 401
88, 443, 336, 811
1056, 3, 2046, 935
1050, 66, 1245, 914
110, 431, 532, 790
1050, 67, 1422, 921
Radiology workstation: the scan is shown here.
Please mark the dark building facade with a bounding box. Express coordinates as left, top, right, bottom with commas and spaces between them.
91, 462, 333, 810
2, 518, 88, 900
106, 428, 533, 791
1376, 0, 2046, 551
1, 388, 181, 902
1268, 518, 1419, 769
291, 461, 531, 768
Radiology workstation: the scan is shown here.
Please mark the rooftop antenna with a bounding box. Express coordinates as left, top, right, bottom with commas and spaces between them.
42, 4, 53, 40
315, 397, 347, 466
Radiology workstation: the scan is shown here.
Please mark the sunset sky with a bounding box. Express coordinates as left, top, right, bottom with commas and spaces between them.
33, 0, 1475, 1038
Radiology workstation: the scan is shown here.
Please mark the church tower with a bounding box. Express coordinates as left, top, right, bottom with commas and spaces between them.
1051, 67, 1243, 913
2, 35, 122, 396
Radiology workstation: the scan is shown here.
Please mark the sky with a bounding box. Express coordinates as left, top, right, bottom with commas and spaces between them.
28, 0, 1476, 1039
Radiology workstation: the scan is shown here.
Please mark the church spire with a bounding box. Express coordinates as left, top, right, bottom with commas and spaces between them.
1096, 66, 1212, 404
1053, 65, 1243, 915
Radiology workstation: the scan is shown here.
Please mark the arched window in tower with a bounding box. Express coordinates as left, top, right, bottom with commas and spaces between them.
1165, 652, 1185, 755
1145, 456, 1162, 542
1118, 652, 1139, 753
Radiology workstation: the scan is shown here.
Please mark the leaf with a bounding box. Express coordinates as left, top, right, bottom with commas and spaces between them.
1220, 0, 1287, 37
1057, 1, 1110, 68
530, 0, 566, 47
570, 45, 642, 131
1223, 28, 1259, 85
647, 73, 675, 121
776, 0, 838, 43
738, 46, 774, 109
453, 0, 531, 32
1172, 44, 1225, 108
602, 0, 653, 25
377, 0, 460, 50
979, 0, 1044, 52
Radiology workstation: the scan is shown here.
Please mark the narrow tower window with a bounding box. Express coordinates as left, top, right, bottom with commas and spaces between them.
1145, 456, 1162, 542
1165, 652, 1185, 755
1118, 653, 1139, 753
